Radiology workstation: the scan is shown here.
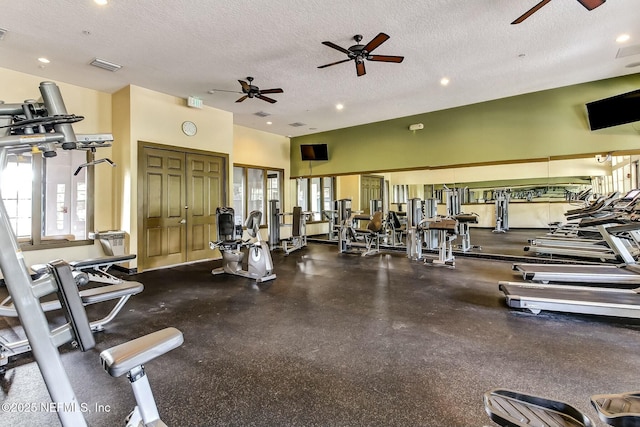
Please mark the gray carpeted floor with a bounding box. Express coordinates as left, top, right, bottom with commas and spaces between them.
2, 242, 640, 426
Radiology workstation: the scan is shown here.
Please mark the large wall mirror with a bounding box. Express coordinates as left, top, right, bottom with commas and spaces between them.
369, 151, 640, 258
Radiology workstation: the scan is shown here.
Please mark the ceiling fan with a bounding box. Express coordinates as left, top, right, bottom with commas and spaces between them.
512, 0, 606, 24
209, 77, 283, 103
318, 33, 404, 77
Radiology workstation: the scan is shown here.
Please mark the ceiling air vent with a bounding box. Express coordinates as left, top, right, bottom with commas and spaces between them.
0, 28, 8, 40
89, 58, 122, 72
616, 44, 640, 59
254, 111, 270, 117
289, 122, 306, 127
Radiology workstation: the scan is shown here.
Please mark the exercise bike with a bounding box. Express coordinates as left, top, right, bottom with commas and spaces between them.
209, 208, 276, 283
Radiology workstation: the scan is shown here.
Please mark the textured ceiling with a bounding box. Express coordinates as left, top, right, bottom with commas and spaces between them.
1, 0, 639, 137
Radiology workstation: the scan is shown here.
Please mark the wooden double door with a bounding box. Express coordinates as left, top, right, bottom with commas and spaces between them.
139, 144, 226, 271
361, 174, 384, 215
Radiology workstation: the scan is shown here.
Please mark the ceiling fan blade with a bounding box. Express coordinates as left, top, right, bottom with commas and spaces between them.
577, 0, 605, 10
257, 94, 277, 104
511, 0, 552, 24
321, 41, 350, 55
318, 58, 352, 69
238, 80, 251, 92
363, 32, 390, 53
235, 95, 248, 103
356, 61, 366, 77
259, 88, 284, 94
368, 55, 404, 63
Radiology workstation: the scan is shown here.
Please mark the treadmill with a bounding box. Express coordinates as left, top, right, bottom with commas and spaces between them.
512, 263, 640, 285
514, 218, 640, 285
498, 281, 640, 318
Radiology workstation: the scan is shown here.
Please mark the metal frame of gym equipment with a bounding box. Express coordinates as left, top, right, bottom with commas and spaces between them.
492, 188, 510, 233
336, 199, 384, 256
513, 221, 640, 285
210, 207, 276, 283
268, 200, 309, 255
0, 82, 183, 426
1, 278, 143, 370
525, 191, 640, 261
484, 387, 640, 426
422, 216, 458, 267
406, 198, 424, 260
525, 223, 640, 263
443, 187, 480, 253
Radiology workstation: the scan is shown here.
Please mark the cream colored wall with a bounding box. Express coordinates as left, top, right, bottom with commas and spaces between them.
0, 67, 114, 265
113, 85, 234, 269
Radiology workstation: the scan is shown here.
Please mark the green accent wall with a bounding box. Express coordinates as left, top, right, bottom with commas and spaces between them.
291, 74, 640, 178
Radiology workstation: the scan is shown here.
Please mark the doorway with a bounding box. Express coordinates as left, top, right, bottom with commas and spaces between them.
138, 143, 227, 271
360, 174, 384, 215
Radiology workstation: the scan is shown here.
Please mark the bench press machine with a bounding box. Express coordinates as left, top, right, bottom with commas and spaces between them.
0, 82, 182, 426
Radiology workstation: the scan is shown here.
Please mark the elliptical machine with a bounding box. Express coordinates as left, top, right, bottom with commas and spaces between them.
210, 208, 276, 283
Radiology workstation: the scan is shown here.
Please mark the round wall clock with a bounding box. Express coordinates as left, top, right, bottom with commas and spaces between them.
181, 121, 197, 136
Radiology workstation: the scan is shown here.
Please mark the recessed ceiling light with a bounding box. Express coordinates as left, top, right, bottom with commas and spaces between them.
266, 121, 272, 125
617, 34, 631, 43
38, 57, 50, 64
336, 104, 344, 110
440, 77, 450, 86
94, 0, 108, 5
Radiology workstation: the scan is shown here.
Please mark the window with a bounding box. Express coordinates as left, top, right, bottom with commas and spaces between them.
296, 176, 335, 222
1, 149, 94, 248
233, 165, 283, 226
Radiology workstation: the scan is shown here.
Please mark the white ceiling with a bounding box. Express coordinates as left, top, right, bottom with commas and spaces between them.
1, 0, 639, 138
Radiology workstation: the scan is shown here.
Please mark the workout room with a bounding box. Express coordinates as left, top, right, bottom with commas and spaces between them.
2, 2, 640, 427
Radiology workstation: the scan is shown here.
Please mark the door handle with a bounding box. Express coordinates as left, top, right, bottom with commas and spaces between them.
179, 219, 186, 224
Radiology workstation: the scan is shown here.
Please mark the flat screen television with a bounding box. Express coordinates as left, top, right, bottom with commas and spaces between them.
586, 89, 640, 131
300, 144, 328, 161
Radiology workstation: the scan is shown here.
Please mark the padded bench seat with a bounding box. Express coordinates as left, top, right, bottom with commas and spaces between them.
80, 281, 143, 304
69, 254, 136, 269
101, 327, 184, 378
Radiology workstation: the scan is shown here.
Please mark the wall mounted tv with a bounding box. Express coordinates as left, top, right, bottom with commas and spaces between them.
586, 89, 640, 131
300, 144, 329, 161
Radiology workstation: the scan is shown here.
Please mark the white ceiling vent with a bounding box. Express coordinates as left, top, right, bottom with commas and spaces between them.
254, 111, 271, 117
288, 122, 306, 127
616, 44, 640, 59
89, 58, 122, 72
0, 27, 8, 40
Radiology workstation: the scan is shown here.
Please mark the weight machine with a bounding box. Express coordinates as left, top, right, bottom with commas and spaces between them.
0, 82, 182, 426
493, 188, 510, 233
336, 199, 384, 256
268, 200, 309, 255
444, 186, 480, 252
